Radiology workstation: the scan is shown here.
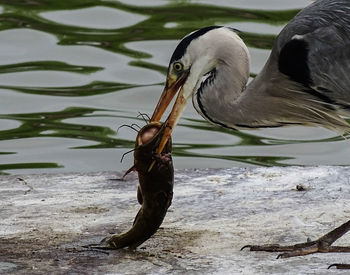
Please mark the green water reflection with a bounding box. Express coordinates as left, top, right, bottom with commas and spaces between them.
0, 0, 348, 174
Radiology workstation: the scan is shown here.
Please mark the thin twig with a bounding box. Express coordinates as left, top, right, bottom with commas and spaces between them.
116, 124, 139, 135
137, 112, 150, 123
120, 148, 135, 163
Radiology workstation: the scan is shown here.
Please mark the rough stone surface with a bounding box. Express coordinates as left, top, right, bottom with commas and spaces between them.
0, 166, 350, 274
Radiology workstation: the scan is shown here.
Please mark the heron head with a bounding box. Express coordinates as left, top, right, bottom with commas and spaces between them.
150, 26, 230, 153
150, 26, 249, 155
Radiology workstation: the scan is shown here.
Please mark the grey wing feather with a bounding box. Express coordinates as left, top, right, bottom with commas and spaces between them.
306, 26, 350, 108
276, 0, 350, 111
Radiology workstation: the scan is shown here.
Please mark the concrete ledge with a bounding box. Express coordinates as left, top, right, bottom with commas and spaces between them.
1, 167, 350, 274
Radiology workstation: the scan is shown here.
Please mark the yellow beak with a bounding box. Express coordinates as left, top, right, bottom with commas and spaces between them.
150, 72, 189, 155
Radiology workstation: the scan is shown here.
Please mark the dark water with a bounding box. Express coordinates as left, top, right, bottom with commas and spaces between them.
0, 0, 349, 175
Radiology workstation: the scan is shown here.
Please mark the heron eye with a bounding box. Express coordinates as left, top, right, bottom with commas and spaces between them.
173, 62, 183, 72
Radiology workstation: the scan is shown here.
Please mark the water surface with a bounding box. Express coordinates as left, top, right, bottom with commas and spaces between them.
1, 0, 349, 175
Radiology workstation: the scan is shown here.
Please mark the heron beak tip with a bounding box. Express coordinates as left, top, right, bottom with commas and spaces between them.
149, 73, 189, 165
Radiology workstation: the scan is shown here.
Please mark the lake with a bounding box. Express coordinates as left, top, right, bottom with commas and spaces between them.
1, 0, 349, 175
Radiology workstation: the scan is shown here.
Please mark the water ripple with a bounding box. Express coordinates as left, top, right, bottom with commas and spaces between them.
0, 0, 348, 174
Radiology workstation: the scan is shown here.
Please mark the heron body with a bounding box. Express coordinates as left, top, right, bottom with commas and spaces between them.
149, 0, 350, 264
151, 0, 350, 152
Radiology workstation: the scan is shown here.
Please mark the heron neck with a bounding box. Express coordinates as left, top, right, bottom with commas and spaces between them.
193, 59, 293, 129
195, 62, 350, 131
193, 58, 258, 129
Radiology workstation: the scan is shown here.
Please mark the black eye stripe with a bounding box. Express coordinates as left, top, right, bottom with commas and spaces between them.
170, 26, 222, 63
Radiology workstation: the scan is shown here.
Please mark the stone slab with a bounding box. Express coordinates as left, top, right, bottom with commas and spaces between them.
1, 166, 350, 274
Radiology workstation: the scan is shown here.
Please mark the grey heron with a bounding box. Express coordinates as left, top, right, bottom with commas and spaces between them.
150, 0, 350, 266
